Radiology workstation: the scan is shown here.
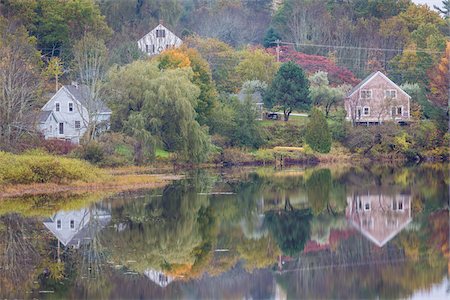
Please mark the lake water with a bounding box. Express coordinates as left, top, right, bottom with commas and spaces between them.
0, 164, 448, 299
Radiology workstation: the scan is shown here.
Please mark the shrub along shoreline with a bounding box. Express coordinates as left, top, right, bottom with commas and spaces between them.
0, 151, 181, 198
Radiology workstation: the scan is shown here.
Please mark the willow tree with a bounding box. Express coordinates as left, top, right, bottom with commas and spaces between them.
106, 60, 211, 163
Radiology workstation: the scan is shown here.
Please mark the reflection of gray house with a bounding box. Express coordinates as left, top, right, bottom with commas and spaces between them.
137, 23, 183, 56
232, 91, 264, 120
144, 269, 176, 288
346, 191, 412, 247
43, 208, 111, 249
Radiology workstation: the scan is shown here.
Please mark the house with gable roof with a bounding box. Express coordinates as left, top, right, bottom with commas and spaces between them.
39, 83, 111, 144
137, 23, 183, 56
344, 71, 411, 125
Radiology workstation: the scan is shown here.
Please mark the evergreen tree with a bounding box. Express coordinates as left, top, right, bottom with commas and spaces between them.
305, 107, 332, 153
264, 61, 311, 121
263, 27, 282, 48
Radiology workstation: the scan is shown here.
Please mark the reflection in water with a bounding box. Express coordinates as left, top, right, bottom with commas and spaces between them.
346, 191, 412, 247
0, 164, 448, 299
43, 208, 111, 248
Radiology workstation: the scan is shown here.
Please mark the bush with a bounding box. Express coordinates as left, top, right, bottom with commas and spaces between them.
0, 151, 104, 185
305, 108, 332, 153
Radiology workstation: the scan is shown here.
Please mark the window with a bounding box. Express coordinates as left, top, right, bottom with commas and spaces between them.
361, 90, 372, 99
363, 106, 370, 116
69, 102, 73, 112
356, 107, 362, 119
59, 122, 64, 135
146, 44, 149, 53
152, 45, 155, 53
156, 29, 166, 38
391, 106, 403, 116
70, 219, 75, 229
385, 90, 397, 98
55, 102, 60, 112
398, 201, 403, 211
364, 202, 370, 211
57, 219, 62, 229
75, 120, 81, 129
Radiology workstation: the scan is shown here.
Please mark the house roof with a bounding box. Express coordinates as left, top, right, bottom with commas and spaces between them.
347, 71, 411, 98
64, 84, 112, 114
347, 71, 377, 97
138, 23, 182, 42
39, 110, 54, 123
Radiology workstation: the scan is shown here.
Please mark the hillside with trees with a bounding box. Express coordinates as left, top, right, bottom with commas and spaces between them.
0, 0, 448, 166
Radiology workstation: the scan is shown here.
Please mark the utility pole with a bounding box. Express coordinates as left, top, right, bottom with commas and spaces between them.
276, 39, 281, 63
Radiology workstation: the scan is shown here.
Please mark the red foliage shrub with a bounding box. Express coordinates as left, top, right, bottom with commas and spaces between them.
267, 46, 360, 86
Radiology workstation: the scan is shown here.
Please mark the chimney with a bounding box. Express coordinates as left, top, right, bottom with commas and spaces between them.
159, 19, 163, 25
71, 81, 78, 88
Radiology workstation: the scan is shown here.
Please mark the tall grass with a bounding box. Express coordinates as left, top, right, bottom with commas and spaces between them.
0, 150, 104, 185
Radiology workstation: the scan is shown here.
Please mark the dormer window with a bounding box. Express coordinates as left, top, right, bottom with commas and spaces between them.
156, 29, 166, 38
70, 219, 75, 229
69, 102, 73, 112
360, 90, 372, 99
55, 102, 60, 112
57, 219, 62, 229
385, 90, 397, 98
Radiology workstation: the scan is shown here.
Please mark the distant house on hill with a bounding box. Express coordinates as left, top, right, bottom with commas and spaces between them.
232, 90, 264, 120
137, 23, 183, 56
344, 71, 411, 125
39, 83, 111, 144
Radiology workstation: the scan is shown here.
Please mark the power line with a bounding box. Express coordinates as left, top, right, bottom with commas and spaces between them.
276, 40, 446, 55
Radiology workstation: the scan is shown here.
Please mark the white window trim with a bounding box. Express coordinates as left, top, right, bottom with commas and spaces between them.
385, 89, 397, 99
55, 102, 60, 112
390, 105, 403, 117
364, 201, 371, 211
74, 120, 81, 129
56, 219, 62, 230
68, 102, 74, 112
363, 106, 370, 116
360, 89, 372, 99
356, 106, 363, 119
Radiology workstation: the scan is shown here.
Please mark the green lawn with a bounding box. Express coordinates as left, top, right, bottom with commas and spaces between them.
258, 114, 309, 127
155, 148, 170, 159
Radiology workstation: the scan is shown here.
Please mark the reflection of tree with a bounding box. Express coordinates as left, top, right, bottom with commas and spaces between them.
0, 214, 42, 296
104, 180, 216, 277
265, 205, 313, 257
237, 236, 280, 272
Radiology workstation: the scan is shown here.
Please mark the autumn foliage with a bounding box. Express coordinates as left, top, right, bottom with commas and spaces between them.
427, 41, 449, 110
267, 46, 359, 86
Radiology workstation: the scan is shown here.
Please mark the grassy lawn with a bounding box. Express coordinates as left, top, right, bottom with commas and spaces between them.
258, 114, 309, 127
155, 148, 171, 159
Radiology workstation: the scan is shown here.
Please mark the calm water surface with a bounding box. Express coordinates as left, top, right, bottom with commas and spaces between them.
0, 164, 448, 299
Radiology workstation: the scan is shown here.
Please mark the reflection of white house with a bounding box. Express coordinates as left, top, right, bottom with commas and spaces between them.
39, 84, 111, 144
137, 23, 182, 56
346, 191, 412, 247
43, 208, 111, 249
144, 269, 175, 288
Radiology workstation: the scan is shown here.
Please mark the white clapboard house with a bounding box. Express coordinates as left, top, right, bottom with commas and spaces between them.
39, 83, 111, 144
137, 23, 183, 56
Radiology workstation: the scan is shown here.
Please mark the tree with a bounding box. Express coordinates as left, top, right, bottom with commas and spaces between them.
106, 60, 211, 163
230, 95, 264, 148
43, 56, 63, 92
265, 61, 311, 121
309, 71, 350, 118
305, 107, 332, 153
263, 27, 282, 48
157, 46, 218, 126
235, 47, 279, 85
184, 36, 240, 93
0, 18, 41, 150
428, 41, 449, 111
72, 33, 109, 142
265, 207, 313, 256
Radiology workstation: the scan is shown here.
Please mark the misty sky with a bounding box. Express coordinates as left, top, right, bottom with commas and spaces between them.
412, 0, 443, 10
